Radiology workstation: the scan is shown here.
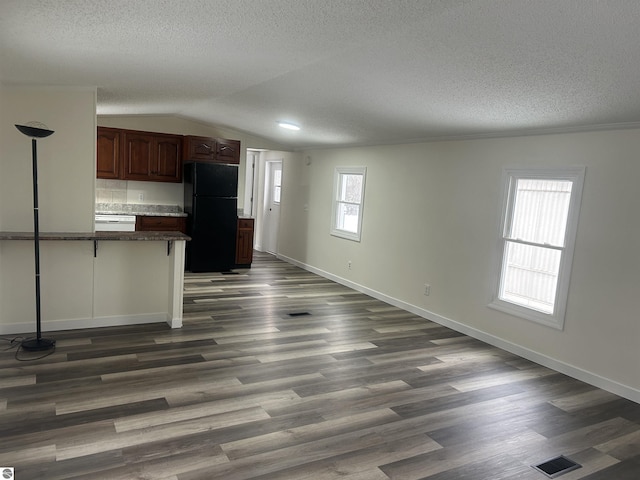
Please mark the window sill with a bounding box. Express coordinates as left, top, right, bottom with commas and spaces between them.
488, 299, 564, 330
330, 229, 361, 242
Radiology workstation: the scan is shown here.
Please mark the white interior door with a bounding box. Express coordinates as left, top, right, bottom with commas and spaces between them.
264, 161, 282, 254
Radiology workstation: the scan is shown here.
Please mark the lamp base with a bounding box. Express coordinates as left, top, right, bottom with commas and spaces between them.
21, 337, 56, 351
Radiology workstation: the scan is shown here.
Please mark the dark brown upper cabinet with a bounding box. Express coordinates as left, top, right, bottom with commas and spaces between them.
96, 127, 121, 179
97, 128, 240, 182
123, 131, 182, 183
183, 135, 216, 162
184, 136, 240, 164
97, 127, 182, 183
216, 138, 241, 164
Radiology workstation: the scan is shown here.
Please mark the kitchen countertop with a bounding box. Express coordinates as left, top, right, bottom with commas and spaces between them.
95, 203, 187, 217
0, 231, 190, 241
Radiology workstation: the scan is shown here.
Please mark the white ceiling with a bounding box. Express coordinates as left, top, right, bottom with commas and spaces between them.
2, 0, 640, 149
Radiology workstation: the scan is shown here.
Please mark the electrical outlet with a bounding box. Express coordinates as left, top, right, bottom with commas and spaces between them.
348, 260, 352, 270
138, 193, 144, 201
424, 284, 431, 296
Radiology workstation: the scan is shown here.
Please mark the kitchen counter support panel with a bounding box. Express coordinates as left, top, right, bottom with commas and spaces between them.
0, 231, 190, 332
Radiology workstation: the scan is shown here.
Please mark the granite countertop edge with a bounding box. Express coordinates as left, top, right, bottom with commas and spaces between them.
95, 203, 187, 217
0, 231, 191, 241
97, 210, 188, 218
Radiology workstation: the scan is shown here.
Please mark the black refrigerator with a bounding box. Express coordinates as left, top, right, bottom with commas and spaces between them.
184, 162, 238, 272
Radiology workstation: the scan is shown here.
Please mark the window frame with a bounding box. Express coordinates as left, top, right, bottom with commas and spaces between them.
272, 166, 282, 205
330, 166, 367, 242
489, 166, 586, 330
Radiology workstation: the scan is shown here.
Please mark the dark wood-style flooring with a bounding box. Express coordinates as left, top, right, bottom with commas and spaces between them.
1, 252, 639, 479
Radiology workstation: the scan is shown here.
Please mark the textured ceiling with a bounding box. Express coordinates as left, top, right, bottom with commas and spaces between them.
2, 0, 640, 149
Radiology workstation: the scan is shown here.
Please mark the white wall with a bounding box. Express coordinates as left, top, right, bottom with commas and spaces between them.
92, 241, 171, 318
1, 87, 96, 232
277, 129, 640, 401
0, 87, 97, 330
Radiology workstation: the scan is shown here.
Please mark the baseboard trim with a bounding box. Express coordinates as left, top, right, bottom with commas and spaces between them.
277, 253, 640, 404
168, 316, 182, 329
0, 313, 169, 336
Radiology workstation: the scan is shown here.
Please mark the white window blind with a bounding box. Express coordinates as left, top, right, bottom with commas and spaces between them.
491, 167, 585, 329
273, 168, 282, 204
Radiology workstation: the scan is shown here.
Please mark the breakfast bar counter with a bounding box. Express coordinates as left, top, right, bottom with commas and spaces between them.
0, 231, 190, 334
0, 231, 190, 257
0, 231, 190, 241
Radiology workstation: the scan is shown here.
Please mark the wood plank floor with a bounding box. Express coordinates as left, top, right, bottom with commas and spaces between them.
1, 252, 639, 479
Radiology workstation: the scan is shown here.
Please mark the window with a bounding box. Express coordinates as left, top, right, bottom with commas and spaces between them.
273, 167, 282, 204
331, 166, 366, 241
490, 166, 585, 329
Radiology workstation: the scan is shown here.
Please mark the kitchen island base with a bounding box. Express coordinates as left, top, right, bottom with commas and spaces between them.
0, 231, 188, 335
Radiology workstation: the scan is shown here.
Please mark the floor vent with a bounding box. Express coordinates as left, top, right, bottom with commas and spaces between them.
288, 312, 311, 317
532, 455, 581, 478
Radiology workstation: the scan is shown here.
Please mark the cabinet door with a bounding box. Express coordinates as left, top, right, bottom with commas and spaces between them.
216, 138, 241, 164
154, 135, 182, 182
123, 132, 154, 181
235, 218, 255, 265
184, 136, 216, 162
96, 127, 121, 179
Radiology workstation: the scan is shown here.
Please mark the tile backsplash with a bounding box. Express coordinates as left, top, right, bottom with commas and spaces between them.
96, 179, 184, 206
96, 179, 127, 203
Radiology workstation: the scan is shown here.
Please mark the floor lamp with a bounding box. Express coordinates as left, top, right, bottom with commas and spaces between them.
15, 122, 56, 352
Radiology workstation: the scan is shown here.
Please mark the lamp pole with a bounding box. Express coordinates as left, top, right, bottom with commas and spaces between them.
15, 122, 56, 352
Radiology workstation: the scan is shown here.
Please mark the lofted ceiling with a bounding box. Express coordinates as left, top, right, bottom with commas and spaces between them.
2, 0, 640, 149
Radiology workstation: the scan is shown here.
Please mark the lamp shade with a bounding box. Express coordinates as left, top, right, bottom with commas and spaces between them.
15, 122, 54, 138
